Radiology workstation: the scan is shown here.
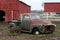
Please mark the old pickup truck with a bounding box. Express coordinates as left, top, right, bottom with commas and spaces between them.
8, 14, 56, 35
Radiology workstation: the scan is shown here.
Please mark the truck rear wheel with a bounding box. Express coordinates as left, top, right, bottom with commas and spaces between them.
49, 26, 55, 33
45, 25, 55, 34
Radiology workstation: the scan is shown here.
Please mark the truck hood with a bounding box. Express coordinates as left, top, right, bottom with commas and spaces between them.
31, 19, 53, 25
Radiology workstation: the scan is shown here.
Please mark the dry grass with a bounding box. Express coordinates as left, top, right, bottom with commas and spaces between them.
0, 21, 60, 40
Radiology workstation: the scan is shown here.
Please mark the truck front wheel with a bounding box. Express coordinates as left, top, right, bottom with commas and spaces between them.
32, 29, 40, 35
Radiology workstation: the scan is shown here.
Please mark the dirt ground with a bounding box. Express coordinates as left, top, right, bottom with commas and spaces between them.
0, 21, 60, 40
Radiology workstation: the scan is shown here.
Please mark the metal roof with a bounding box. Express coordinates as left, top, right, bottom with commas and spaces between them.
19, 1, 31, 7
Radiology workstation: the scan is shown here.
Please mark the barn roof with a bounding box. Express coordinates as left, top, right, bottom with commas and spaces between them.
44, 2, 60, 4
19, 1, 31, 7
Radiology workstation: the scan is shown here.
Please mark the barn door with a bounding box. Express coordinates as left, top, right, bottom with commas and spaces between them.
0, 10, 5, 22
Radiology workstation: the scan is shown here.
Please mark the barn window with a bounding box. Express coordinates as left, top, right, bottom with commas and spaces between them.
56, 13, 60, 16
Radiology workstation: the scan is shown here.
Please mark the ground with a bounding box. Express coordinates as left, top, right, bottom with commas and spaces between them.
0, 21, 60, 40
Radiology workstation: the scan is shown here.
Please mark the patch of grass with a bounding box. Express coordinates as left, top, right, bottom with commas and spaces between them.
6, 30, 16, 36
5, 21, 60, 37
22, 33, 49, 38
21, 28, 60, 38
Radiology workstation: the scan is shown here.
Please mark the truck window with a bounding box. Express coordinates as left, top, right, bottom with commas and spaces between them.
31, 15, 40, 20
23, 15, 30, 20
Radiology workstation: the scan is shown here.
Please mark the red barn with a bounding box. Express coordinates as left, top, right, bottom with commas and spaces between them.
0, 0, 31, 22
19, 1, 31, 14
44, 2, 60, 16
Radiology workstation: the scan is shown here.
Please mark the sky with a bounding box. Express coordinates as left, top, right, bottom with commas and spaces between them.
20, 0, 60, 10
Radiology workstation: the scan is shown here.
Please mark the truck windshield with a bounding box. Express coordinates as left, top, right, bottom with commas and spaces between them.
31, 14, 40, 19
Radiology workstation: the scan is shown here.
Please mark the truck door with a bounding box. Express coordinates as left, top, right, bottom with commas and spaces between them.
21, 15, 31, 31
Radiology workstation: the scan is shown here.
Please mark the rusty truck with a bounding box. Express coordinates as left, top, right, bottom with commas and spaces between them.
8, 13, 56, 35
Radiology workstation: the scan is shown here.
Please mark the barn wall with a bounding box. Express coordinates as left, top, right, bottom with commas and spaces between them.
5, 10, 12, 22
19, 2, 26, 14
19, 1, 31, 14
44, 3, 60, 12
0, 0, 19, 22
13, 10, 20, 20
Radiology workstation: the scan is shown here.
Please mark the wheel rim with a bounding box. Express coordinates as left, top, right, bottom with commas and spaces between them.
35, 31, 39, 35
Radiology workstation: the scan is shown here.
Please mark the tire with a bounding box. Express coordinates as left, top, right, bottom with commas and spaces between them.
49, 26, 55, 34
9, 26, 21, 35
10, 26, 21, 33
45, 26, 55, 34
40, 26, 45, 34
32, 29, 40, 35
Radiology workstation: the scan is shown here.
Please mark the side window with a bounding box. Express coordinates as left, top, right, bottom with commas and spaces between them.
23, 15, 30, 20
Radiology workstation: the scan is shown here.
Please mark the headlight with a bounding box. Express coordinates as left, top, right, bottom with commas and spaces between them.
54, 24, 56, 27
